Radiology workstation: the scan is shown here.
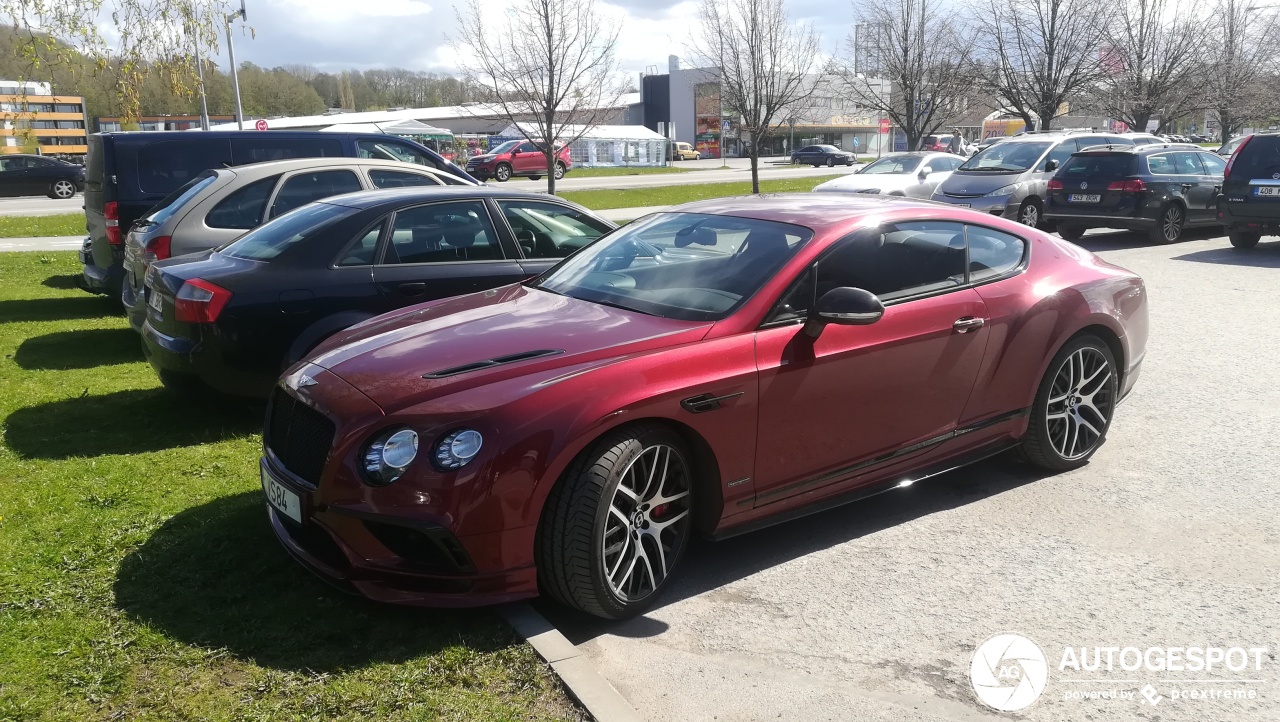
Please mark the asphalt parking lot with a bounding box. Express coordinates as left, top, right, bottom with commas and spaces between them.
544, 229, 1280, 721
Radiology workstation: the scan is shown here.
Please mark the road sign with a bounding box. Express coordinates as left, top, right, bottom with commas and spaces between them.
852, 137, 860, 149
879, 118, 891, 134
255, 119, 268, 131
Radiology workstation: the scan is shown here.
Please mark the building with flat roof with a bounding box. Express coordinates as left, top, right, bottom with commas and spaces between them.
0, 80, 89, 157
95, 114, 236, 132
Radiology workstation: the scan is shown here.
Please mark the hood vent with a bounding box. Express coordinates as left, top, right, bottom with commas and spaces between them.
422, 349, 564, 379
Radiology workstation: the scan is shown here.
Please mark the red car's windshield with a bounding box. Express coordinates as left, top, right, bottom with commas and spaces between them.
533, 212, 813, 321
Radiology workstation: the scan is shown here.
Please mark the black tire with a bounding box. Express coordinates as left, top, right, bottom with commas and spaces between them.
528, 175, 541, 181
826, 157, 835, 167
494, 163, 512, 182
1057, 224, 1086, 241
1149, 203, 1184, 243
537, 423, 694, 619
554, 162, 566, 180
1229, 231, 1261, 249
49, 178, 76, 199
1020, 335, 1118, 472
1017, 199, 1042, 228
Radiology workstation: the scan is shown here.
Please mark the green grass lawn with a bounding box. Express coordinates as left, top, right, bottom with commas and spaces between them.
0, 214, 87, 239
560, 174, 844, 210
0, 252, 582, 721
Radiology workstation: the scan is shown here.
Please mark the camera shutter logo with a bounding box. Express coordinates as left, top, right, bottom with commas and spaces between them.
970, 633, 1049, 712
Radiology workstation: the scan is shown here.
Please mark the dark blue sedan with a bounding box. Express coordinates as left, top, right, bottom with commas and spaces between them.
0, 154, 85, 198
790, 144, 855, 167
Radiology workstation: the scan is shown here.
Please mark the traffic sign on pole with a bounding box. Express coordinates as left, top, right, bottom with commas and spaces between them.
255, 119, 268, 131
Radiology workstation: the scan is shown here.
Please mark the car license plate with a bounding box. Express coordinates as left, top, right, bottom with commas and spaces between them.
1254, 186, 1280, 197
1069, 194, 1101, 203
954, 203, 971, 208
148, 289, 164, 314
261, 467, 303, 523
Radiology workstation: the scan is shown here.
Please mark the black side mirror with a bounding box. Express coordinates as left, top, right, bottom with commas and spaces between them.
804, 287, 884, 338
1044, 159, 1059, 172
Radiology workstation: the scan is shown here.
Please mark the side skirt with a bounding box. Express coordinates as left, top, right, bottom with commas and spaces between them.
710, 438, 1021, 541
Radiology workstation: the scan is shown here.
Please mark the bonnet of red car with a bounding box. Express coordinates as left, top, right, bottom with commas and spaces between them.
305, 284, 711, 411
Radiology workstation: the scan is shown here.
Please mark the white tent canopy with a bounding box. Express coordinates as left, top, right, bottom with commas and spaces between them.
321, 119, 452, 136
494, 123, 665, 142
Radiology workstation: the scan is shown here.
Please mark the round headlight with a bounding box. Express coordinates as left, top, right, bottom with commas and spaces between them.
433, 428, 483, 471
362, 428, 418, 485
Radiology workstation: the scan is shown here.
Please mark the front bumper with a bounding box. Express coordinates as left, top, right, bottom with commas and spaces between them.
261, 454, 539, 608
932, 194, 1018, 218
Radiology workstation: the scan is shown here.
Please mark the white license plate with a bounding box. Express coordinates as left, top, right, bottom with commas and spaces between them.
1069, 194, 1101, 203
261, 467, 302, 523
1255, 186, 1280, 197
148, 289, 164, 313
954, 203, 971, 208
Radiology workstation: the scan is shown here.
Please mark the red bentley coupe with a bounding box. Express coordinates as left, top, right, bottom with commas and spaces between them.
260, 194, 1148, 618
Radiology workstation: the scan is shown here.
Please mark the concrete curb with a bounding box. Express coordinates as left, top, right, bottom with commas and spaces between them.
499, 603, 643, 722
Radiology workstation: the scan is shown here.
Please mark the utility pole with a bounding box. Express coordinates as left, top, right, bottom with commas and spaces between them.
225, 0, 247, 131
189, 16, 210, 131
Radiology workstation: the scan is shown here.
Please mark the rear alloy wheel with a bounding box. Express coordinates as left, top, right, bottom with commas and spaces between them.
538, 423, 694, 619
1057, 224, 1086, 241
1229, 231, 1261, 249
1020, 335, 1118, 471
554, 162, 566, 180
1150, 204, 1184, 243
1017, 199, 1041, 227
50, 179, 76, 199
494, 163, 512, 182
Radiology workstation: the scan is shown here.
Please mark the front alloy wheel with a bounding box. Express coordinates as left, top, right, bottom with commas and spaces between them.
554, 162, 566, 180
1021, 336, 1118, 470
1151, 204, 1184, 243
826, 157, 836, 167
494, 163, 512, 182
538, 424, 693, 618
50, 179, 76, 199
1018, 200, 1041, 227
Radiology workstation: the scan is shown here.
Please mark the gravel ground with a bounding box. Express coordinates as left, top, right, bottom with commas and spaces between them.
546, 228, 1280, 722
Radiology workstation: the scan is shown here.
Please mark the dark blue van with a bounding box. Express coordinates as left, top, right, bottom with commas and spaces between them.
79, 131, 474, 296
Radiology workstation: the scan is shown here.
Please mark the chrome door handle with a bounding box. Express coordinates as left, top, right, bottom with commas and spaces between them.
953, 316, 985, 332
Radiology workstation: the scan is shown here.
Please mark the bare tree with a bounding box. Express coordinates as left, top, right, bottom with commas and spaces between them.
975, 0, 1106, 130
691, 0, 822, 193
834, 0, 978, 151
452, 0, 623, 194
1095, 0, 1207, 133
1, 1, 235, 121
1205, 0, 1280, 140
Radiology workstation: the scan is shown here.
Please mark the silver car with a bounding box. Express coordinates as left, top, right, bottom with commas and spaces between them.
121, 157, 475, 331
812, 152, 965, 199
930, 131, 1134, 227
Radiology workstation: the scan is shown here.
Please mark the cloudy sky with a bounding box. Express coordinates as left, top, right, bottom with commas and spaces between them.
212, 0, 848, 78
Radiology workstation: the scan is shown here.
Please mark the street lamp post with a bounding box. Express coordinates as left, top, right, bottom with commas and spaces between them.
225, 1, 247, 131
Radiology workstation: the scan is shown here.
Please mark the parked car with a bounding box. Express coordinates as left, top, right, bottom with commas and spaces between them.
464, 140, 572, 182
79, 130, 471, 297
121, 158, 476, 332
811, 152, 963, 198
260, 193, 1148, 618
1217, 136, 1247, 157
1189, 134, 1211, 143
790, 144, 855, 167
931, 131, 1134, 227
921, 134, 968, 154
1119, 132, 1167, 147
1044, 144, 1226, 243
0, 154, 85, 199
671, 142, 701, 161
1217, 133, 1280, 248
139, 186, 614, 397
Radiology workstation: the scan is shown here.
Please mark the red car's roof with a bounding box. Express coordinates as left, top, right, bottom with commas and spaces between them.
668, 193, 953, 233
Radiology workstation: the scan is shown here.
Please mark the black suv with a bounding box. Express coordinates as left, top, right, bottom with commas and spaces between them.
1044, 144, 1225, 243
1218, 133, 1280, 248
